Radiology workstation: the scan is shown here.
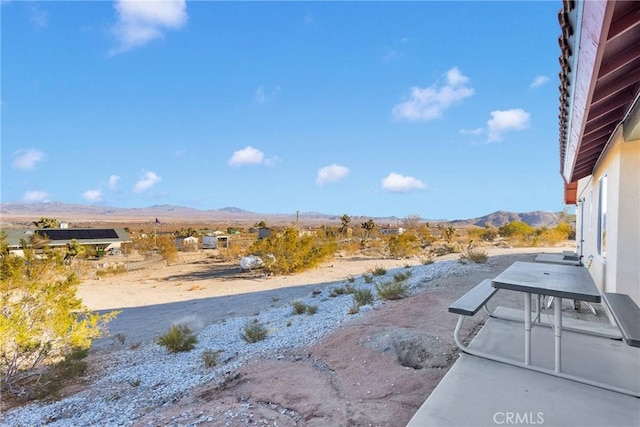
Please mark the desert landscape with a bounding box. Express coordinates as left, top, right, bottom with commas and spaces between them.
1, 207, 589, 425
2, 236, 603, 426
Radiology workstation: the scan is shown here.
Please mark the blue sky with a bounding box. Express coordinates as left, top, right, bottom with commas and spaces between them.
2, 1, 566, 220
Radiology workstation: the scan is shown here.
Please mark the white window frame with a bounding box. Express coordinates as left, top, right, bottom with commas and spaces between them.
597, 175, 607, 258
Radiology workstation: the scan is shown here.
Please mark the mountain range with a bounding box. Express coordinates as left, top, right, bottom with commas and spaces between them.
0, 202, 564, 228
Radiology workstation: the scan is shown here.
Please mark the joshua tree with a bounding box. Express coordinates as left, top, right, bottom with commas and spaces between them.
360, 219, 376, 248
33, 217, 59, 228
339, 214, 351, 236
444, 226, 456, 243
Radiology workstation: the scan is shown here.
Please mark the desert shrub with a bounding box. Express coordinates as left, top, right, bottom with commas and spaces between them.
241, 320, 268, 343
387, 232, 420, 259
338, 239, 360, 255
248, 227, 337, 275
347, 303, 360, 315
201, 350, 221, 368
370, 265, 387, 276
352, 288, 374, 307
95, 263, 127, 277
346, 275, 355, 283
330, 284, 356, 297
291, 300, 307, 315
393, 271, 412, 282
375, 280, 409, 301
31, 347, 89, 400
535, 228, 569, 246
157, 325, 198, 353
1, 245, 118, 396
329, 286, 346, 297
218, 243, 246, 262
459, 248, 489, 263
554, 221, 575, 240
421, 257, 435, 265
498, 221, 534, 238
362, 274, 373, 284
432, 244, 460, 256
305, 305, 318, 315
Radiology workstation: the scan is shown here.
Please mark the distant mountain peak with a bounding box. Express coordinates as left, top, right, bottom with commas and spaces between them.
217, 207, 251, 213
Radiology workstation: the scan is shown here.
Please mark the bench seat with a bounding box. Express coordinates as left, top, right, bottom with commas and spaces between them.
449, 279, 498, 316
602, 292, 640, 347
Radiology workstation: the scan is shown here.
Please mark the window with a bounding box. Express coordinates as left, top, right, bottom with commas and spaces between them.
597, 175, 607, 258
587, 188, 593, 231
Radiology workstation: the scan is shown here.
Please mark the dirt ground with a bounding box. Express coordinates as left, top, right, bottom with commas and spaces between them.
71, 246, 594, 426
5, 244, 602, 425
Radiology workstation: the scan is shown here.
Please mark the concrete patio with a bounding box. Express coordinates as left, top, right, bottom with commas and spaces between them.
408, 307, 640, 426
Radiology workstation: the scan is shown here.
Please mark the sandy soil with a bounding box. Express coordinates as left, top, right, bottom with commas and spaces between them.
69, 245, 600, 426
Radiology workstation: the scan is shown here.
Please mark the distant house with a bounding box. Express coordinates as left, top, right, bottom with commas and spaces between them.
174, 235, 198, 250
202, 235, 229, 249
2, 228, 131, 256
558, 0, 639, 305
257, 227, 272, 240
379, 227, 405, 236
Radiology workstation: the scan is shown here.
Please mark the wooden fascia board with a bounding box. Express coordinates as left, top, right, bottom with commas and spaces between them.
563, 0, 613, 183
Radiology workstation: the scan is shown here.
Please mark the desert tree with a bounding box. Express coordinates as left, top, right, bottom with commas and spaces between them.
174, 227, 198, 237
444, 226, 456, 243
339, 214, 351, 236
401, 214, 422, 230
360, 219, 376, 248
0, 240, 118, 396
33, 217, 60, 229
248, 227, 337, 275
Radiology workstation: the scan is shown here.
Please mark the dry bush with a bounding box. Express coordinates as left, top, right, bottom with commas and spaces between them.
338, 239, 361, 255
375, 280, 409, 301
157, 325, 198, 353
95, 263, 127, 278
240, 320, 268, 343
248, 227, 337, 275
459, 248, 489, 263
217, 244, 246, 262
387, 232, 421, 259
201, 350, 221, 368
352, 288, 374, 307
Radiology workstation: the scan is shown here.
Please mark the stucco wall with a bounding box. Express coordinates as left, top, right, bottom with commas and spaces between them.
576, 125, 640, 306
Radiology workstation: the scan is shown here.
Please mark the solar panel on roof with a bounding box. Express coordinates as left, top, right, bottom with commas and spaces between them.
39, 229, 119, 241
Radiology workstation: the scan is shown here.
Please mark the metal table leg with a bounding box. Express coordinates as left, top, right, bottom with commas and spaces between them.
554, 297, 562, 373
525, 293, 531, 365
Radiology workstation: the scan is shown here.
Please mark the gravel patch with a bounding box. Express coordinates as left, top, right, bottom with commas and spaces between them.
1, 260, 489, 426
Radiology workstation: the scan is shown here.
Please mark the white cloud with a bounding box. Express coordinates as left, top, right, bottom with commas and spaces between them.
228, 146, 265, 166
487, 108, 531, 142
316, 164, 350, 186
393, 67, 475, 121
530, 75, 550, 89
110, 0, 187, 55
254, 85, 280, 104
381, 173, 426, 193
108, 175, 121, 190
30, 6, 48, 28
13, 149, 45, 171
22, 190, 50, 203
133, 171, 162, 193
83, 189, 103, 203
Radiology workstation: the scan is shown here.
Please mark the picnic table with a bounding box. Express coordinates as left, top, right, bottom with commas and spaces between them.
491, 261, 601, 373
